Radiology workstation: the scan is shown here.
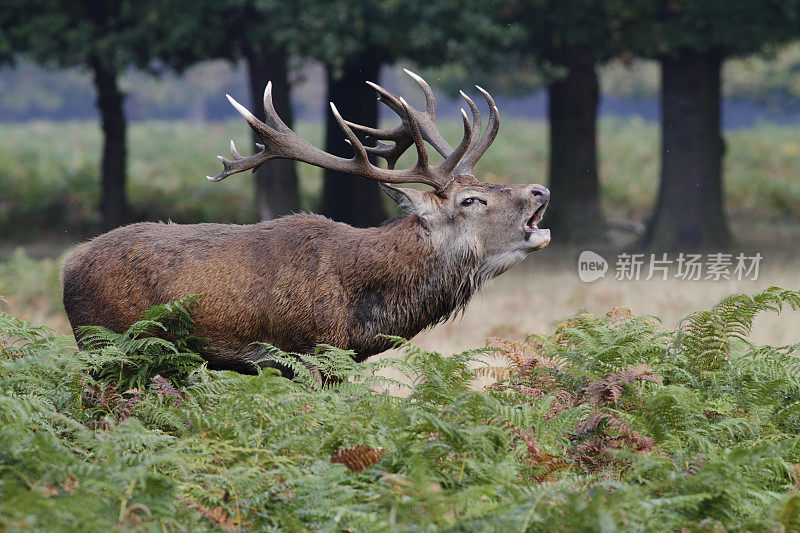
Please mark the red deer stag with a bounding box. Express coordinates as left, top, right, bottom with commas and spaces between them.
62, 70, 550, 373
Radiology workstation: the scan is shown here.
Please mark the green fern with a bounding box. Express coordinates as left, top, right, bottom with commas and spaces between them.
675, 286, 800, 375
76, 295, 204, 390
1, 288, 800, 530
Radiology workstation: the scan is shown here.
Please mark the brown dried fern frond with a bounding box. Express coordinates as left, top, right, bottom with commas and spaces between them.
605, 306, 635, 327
475, 365, 516, 380
613, 364, 662, 385
485, 337, 533, 370
187, 501, 241, 532
582, 380, 625, 408
582, 365, 663, 407
149, 375, 185, 407
331, 445, 387, 472
576, 411, 654, 450
501, 421, 570, 482
484, 336, 566, 377
571, 411, 656, 472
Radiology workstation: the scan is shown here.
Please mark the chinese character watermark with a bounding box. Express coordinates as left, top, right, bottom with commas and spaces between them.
578, 251, 762, 283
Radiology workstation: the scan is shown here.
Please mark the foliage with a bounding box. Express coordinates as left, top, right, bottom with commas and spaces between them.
2, 288, 800, 530
76, 295, 205, 391
0, 0, 182, 73
289, 0, 509, 72
149, 0, 300, 71
621, 0, 800, 60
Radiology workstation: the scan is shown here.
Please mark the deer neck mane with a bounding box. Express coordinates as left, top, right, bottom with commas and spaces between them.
345, 215, 484, 355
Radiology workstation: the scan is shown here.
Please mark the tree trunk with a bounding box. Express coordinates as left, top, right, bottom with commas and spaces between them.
643, 50, 732, 250
321, 54, 386, 227
89, 56, 128, 230
545, 50, 605, 243
244, 48, 298, 220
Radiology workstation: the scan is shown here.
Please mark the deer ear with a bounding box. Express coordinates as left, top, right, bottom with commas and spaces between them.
381, 184, 433, 220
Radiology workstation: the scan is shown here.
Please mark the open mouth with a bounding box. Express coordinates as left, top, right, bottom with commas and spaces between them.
524, 203, 547, 234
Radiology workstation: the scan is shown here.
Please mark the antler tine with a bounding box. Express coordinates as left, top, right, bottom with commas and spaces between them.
399, 97, 429, 172
207, 139, 270, 182
345, 121, 405, 141
454, 85, 500, 175
362, 139, 413, 170
475, 85, 500, 145
207, 95, 274, 181
343, 118, 417, 168
262, 82, 289, 132
459, 90, 482, 154
357, 77, 453, 159
365, 80, 406, 117
329, 102, 370, 164
230, 139, 243, 159
437, 108, 473, 175
403, 68, 436, 116
226, 93, 272, 139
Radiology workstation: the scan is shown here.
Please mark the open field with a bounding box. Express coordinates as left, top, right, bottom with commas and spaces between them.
2, 118, 800, 241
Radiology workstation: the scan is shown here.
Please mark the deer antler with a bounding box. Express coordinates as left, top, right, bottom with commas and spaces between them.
208, 80, 475, 190
347, 69, 500, 176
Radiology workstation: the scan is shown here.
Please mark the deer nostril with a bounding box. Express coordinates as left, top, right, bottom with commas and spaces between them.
531, 186, 550, 203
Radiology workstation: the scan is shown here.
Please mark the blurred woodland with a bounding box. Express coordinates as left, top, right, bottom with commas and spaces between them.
2, 0, 800, 250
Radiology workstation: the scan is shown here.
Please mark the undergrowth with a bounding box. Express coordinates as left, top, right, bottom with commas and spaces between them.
1, 288, 799, 531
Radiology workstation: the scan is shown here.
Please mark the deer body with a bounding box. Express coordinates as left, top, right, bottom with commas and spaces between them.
64, 210, 480, 370
63, 71, 551, 372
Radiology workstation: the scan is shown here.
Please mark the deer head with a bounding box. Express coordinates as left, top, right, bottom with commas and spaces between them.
209, 69, 551, 271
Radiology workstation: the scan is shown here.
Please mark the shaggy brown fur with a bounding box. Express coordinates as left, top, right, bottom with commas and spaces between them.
63, 213, 481, 371
63, 174, 550, 372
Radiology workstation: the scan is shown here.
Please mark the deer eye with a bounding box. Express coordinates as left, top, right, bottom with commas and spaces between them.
460, 197, 485, 207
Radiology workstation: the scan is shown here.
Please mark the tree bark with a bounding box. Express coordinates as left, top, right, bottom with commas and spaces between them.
545, 49, 605, 243
89, 55, 128, 230
321, 54, 387, 227
643, 50, 732, 250
244, 48, 298, 220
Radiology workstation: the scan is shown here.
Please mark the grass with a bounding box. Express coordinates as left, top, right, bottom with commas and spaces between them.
0, 120, 323, 240
2, 118, 800, 241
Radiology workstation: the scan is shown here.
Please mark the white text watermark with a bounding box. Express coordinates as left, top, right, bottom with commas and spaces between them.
578, 251, 762, 283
